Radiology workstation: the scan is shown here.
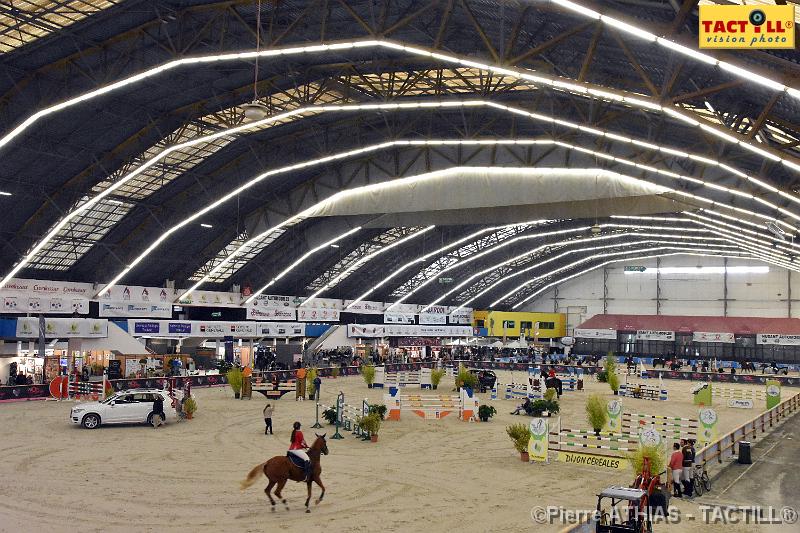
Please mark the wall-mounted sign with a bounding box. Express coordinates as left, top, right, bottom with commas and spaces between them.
693, 331, 735, 344
574, 328, 617, 340
636, 330, 675, 341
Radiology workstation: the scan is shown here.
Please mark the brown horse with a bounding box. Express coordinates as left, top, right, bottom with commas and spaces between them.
240, 434, 328, 513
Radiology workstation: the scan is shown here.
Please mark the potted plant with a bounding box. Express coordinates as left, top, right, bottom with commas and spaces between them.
544, 388, 557, 402
605, 356, 620, 395
368, 403, 387, 420
456, 365, 478, 393
183, 396, 197, 420
322, 407, 338, 425
331, 367, 340, 379
226, 367, 243, 399
478, 404, 497, 422
586, 394, 609, 436
430, 368, 445, 390
506, 423, 531, 462
627, 443, 667, 477
543, 399, 560, 416
361, 364, 376, 388
357, 412, 382, 442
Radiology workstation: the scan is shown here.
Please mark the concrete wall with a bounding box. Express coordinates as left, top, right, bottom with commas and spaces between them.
521, 256, 798, 332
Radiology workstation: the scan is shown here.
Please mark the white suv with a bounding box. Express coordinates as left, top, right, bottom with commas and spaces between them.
70, 389, 179, 429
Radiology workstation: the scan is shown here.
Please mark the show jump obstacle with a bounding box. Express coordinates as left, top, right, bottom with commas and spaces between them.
252, 377, 296, 399
319, 392, 370, 440
384, 387, 478, 421
372, 367, 432, 389
621, 412, 698, 439
692, 382, 771, 409
619, 376, 668, 401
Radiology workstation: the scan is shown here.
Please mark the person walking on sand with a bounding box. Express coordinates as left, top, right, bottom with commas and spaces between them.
263, 402, 274, 435
151, 394, 165, 429
295, 366, 307, 401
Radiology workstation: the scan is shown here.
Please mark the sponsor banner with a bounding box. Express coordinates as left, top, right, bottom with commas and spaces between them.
574, 328, 617, 340
557, 451, 627, 470
698, 4, 795, 50
99, 285, 175, 304
698, 408, 718, 445
342, 300, 385, 314
384, 312, 415, 324
728, 399, 754, 409
301, 297, 343, 310
766, 380, 781, 409
606, 399, 623, 433
248, 294, 296, 309
693, 331, 735, 344
99, 302, 172, 318
1, 278, 94, 298
177, 290, 241, 308
448, 307, 473, 324
346, 324, 472, 338
636, 330, 675, 341
127, 320, 305, 338
756, 334, 800, 346
416, 305, 447, 325
246, 306, 296, 321
1, 295, 89, 315
297, 308, 340, 322
528, 418, 548, 462
258, 322, 305, 337
16, 317, 108, 338
389, 303, 422, 315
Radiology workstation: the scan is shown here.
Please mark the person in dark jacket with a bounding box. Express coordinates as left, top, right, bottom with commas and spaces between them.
151, 394, 165, 428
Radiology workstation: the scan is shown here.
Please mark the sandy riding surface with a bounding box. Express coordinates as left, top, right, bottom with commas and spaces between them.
0, 374, 794, 533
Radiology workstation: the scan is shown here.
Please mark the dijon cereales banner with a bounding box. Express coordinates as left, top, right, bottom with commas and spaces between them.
699, 4, 795, 49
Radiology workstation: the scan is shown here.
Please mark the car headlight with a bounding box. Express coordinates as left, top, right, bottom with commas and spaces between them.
72, 408, 84, 413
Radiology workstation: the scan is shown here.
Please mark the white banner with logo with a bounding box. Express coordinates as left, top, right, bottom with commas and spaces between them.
346, 324, 472, 338
297, 307, 340, 322
384, 312, 415, 324
636, 330, 675, 341
16, 317, 108, 338
343, 300, 385, 314
2, 295, 89, 314
693, 331, 735, 343
419, 312, 447, 325
245, 306, 296, 321
448, 307, 473, 324
99, 285, 175, 305
756, 333, 800, 346
301, 297, 344, 310
388, 303, 422, 315
574, 328, 617, 340
258, 322, 305, 337
249, 294, 296, 309
177, 290, 241, 308
98, 301, 172, 318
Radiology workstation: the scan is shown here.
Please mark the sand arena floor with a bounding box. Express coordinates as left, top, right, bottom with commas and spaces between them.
0, 373, 795, 533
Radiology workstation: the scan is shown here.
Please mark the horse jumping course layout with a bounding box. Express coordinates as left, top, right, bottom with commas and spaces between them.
384, 387, 478, 421
372, 367, 432, 389
621, 412, 698, 439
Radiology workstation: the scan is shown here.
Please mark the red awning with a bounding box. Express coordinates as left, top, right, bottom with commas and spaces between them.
577, 314, 800, 335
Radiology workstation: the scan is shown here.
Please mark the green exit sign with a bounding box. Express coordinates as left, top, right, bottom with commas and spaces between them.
624, 266, 647, 272
438, 277, 454, 284
211, 311, 222, 318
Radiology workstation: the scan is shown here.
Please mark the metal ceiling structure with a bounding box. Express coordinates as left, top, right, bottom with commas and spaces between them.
1, 0, 799, 310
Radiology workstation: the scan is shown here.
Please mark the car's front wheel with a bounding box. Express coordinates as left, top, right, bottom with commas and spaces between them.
82, 413, 101, 429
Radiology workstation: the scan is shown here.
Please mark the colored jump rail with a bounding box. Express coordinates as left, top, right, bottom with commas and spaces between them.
622, 412, 698, 438
252, 378, 296, 399
68, 379, 107, 401
384, 387, 478, 421
373, 366, 432, 389
549, 430, 639, 455
618, 382, 668, 401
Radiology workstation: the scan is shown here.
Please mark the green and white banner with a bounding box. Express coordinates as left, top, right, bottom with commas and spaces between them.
766, 380, 781, 410
606, 399, 622, 433
528, 418, 549, 462
698, 408, 718, 445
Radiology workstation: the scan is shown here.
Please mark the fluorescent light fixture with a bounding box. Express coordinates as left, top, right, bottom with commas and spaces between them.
0, 191, 11, 196
7, 92, 799, 291
200, 223, 213, 228
623, 266, 769, 275
98, 138, 800, 300
330, 244, 340, 248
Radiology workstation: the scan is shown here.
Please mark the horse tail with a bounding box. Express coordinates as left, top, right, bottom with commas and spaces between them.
240, 461, 267, 491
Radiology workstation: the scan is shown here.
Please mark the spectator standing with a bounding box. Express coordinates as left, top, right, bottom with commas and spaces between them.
669, 442, 684, 498
313, 374, 322, 401
263, 403, 274, 435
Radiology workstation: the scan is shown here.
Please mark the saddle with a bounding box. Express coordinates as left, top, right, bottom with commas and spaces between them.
287, 453, 306, 470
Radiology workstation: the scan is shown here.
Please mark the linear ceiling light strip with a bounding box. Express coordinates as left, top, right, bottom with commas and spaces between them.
499, 244, 743, 308
422, 232, 733, 311
295, 226, 435, 305
510, 251, 751, 309
114, 151, 796, 301
549, 0, 796, 96
343, 221, 546, 309
6, 93, 798, 289
244, 226, 362, 302
2, 38, 797, 169
683, 212, 800, 255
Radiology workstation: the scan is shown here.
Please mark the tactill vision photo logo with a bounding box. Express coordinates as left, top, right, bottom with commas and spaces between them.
699, 4, 795, 49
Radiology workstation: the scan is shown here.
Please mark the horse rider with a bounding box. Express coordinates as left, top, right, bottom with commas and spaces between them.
289, 421, 312, 481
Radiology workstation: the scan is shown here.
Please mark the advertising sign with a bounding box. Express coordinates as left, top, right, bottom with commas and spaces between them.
528, 418, 548, 462
756, 334, 800, 346
693, 331, 735, 344
698, 408, 719, 445
636, 330, 675, 341
245, 306, 296, 321
343, 300, 385, 314
699, 4, 795, 49
574, 328, 617, 340
16, 317, 108, 338
384, 312, 415, 324
99, 302, 172, 318
297, 308, 340, 322
448, 307, 473, 324
606, 399, 622, 433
